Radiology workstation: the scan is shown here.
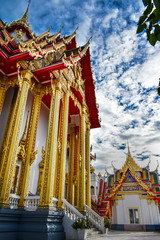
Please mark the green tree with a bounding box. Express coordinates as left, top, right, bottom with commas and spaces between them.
137, 0, 160, 46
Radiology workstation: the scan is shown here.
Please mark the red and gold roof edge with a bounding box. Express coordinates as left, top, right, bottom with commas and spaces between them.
0, 18, 100, 128
108, 155, 157, 199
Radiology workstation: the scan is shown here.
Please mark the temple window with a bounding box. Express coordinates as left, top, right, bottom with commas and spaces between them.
128, 208, 140, 224
91, 186, 94, 195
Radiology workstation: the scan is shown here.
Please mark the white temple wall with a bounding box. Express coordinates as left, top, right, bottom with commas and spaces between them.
116, 198, 126, 224
0, 87, 15, 146
20, 90, 33, 139
112, 202, 117, 224
149, 201, 160, 224
91, 173, 100, 202
29, 102, 49, 194
115, 194, 160, 225
139, 198, 151, 224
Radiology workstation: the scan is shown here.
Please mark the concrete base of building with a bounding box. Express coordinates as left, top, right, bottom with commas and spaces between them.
0, 208, 65, 240
111, 224, 160, 231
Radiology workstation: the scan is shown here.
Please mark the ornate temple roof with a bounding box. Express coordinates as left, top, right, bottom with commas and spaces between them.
120, 144, 142, 173
0, 3, 100, 128
108, 146, 156, 199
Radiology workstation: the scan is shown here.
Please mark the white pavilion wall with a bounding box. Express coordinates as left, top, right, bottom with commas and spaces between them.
114, 194, 160, 225
0, 87, 15, 146
29, 102, 49, 194
20, 90, 33, 139
91, 173, 100, 202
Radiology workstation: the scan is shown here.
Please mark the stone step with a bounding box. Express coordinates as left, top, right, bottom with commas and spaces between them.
87, 228, 102, 238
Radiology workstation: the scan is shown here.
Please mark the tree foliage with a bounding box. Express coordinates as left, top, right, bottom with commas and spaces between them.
137, 0, 160, 46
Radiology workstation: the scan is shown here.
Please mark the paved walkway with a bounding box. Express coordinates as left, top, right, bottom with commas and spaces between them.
87, 230, 160, 240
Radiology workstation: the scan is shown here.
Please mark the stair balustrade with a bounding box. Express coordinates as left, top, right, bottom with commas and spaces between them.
84, 204, 105, 233
62, 198, 84, 220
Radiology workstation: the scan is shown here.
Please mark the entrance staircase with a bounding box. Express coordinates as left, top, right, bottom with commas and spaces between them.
62, 199, 105, 240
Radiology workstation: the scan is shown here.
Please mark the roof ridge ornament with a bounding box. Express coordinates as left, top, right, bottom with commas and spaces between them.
74, 24, 79, 34
7, 0, 32, 35
21, 0, 30, 24
127, 139, 131, 159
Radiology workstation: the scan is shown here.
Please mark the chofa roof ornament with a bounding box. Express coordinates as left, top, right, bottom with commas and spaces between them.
7, 0, 32, 36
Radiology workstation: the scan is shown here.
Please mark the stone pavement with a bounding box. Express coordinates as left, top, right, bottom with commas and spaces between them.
87, 230, 160, 240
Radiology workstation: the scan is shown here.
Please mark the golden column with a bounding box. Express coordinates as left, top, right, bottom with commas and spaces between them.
39, 79, 61, 209
17, 85, 42, 208
67, 124, 76, 205
85, 122, 91, 207
76, 129, 80, 209
0, 70, 32, 207
57, 88, 69, 208
53, 102, 63, 199
78, 106, 86, 212
0, 87, 18, 172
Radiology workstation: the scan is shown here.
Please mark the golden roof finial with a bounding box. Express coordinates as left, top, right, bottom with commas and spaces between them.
8, 0, 32, 34
127, 140, 131, 159
21, 0, 30, 23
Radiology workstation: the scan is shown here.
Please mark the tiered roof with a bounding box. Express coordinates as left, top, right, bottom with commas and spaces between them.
108, 146, 157, 199
0, 3, 100, 128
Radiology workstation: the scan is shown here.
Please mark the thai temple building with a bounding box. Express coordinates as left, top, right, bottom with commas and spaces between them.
91, 146, 160, 231
0, 2, 104, 240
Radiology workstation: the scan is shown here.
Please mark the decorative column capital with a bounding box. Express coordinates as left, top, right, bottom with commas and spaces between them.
32, 84, 43, 97
20, 69, 33, 85
54, 78, 62, 91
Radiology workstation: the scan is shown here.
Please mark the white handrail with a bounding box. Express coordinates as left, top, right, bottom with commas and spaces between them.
25, 195, 40, 211
62, 198, 84, 220
53, 197, 58, 210
84, 204, 105, 233
9, 194, 20, 209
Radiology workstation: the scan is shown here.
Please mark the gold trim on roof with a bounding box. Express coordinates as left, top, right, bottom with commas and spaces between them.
120, 145, 142, 173
108, 145, 156, 199
63, 25, 78, 45
7, 0, 32, 34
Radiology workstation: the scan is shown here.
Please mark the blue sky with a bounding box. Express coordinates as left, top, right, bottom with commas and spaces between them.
1, 0, 160, 174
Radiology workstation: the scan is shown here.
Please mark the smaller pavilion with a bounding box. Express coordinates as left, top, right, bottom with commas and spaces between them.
91, 146, 160, 231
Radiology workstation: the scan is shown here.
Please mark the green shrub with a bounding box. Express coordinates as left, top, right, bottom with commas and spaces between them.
104, 216, 111, 229
72, 217, 92, 229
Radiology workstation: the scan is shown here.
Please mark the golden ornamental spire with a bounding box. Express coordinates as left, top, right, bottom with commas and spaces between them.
21, 0, 30, 24
7, 0, 32, 34
127, 140, 131, 159
120, 142, 142, 173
